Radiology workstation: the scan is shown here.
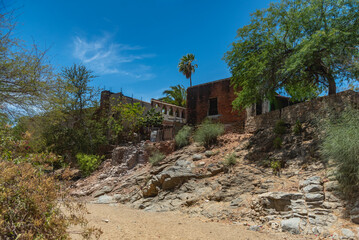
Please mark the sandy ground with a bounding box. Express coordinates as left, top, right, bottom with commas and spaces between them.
69, 203, 306, 240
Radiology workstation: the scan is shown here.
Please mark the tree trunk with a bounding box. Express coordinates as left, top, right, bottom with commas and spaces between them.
328, 75, 336, 95
190, 76, 192, 87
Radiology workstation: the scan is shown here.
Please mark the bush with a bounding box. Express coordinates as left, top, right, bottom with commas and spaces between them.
175, 125, 192, 148
223, 153, 237, 166
273, 136, 282, 149
76, 153, 102, 176
270, 160, 281, 176
0, 161, 102, 240
149, 150, 165, 166
321, 109, 359, 196
193, 119, 224, 147
293, 120, 303, 135
273, 119, 286, 135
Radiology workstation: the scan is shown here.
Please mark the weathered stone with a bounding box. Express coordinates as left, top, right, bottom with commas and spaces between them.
281, 218, 301, 234
204, 151, 214, 157
207, 164, 224, 176
324, 181, 339, 192
249, 225, 261, 231
341, 228, 355, 239
93, 185, 114, 197
299, 176, 322, 188
259, 192, 303, 211
142, 178, 160, 198
230, 198, 243, 207
305, 193, 324, 202
95, 195, 115, 204
350, 207, 359, 224
302, 184, 323, 193
192, 154, 203, 161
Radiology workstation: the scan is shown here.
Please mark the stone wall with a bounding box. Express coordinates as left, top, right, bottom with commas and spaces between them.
245, 90, 359, 133
187, 78, 246, 126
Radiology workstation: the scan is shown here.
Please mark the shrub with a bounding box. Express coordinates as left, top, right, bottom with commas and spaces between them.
293, 120, 303, 135
76, 153, 102, 176
271, 160, 281, 176
273, 136, 282, 149
175, 125, 192, 148
321, 109, 359, 196
0, 161, 102, 240
149, 150, 165, 166
193, 119, 224, 147
273, 119, 286, 135
223, 153, 237, 166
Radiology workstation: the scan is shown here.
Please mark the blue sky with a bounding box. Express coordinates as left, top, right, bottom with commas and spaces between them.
14, 0, 274, 102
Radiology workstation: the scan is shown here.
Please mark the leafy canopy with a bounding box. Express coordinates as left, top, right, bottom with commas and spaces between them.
160, 84, 187, 107
178, 53, 198, 87
224, 0, 359, 110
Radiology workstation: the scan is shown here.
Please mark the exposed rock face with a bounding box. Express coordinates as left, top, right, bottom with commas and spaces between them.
281, 218, 302, 234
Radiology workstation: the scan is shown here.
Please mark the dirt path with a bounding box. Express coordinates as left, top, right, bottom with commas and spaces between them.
70, 203, 305, 240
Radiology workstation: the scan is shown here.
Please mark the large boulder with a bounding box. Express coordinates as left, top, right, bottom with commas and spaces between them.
259, 192, 303, 211
281, 218, 302, 234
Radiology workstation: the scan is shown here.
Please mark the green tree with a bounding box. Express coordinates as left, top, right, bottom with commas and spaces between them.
160, 85, 187, 107
178, 53, 198, 87
224, 0, 359, 110
0, 11, 52, 117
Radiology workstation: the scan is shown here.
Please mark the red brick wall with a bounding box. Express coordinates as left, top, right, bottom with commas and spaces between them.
187, 78, 246, 126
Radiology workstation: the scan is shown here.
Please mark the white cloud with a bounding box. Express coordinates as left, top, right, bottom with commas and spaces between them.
72, 34, 155, 80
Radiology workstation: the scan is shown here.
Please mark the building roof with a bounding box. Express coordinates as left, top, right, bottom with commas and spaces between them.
187, 77, 231, 89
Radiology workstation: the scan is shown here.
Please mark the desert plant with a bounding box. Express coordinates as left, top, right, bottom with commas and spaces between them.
0, 160, 102, 239
175, 125, 192, 148
76, 153, 102, 176
273, 119, 286, 135
321, 108, 359, 196
149, 150, 165, 166
273, 136, 282, 149
293, 120, 303, 135
193, 119, 224, 147
223, 153, 237, 166
271, 160, 281, 176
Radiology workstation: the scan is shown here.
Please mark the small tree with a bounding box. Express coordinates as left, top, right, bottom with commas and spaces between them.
160, 85, 187, 107
178, 54, 198, 87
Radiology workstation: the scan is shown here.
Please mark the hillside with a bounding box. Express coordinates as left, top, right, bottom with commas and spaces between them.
68, 122, 358, 239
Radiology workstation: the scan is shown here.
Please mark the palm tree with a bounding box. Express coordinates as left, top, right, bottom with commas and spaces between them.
159, 85, 187, 107
178, 53, 198, 87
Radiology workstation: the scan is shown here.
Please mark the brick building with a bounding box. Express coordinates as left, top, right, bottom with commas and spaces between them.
186, 78, 246, 127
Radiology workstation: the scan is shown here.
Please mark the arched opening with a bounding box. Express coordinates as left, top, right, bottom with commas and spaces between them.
175, 109, 179, 117
162, 107, 167, 114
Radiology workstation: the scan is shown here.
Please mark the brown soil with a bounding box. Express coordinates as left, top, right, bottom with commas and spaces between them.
70, 203, 306, 240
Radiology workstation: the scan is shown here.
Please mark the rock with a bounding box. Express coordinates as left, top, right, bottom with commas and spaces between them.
324, 181, 339, 192
192, 154, 203, 161
95, 195, 115, 204
299, 176, 322, 188
207, 164, 224, 176
197, 161, 205, 167
93, 185, 114, 197
98, 173, 108, 179
249, 225, 261, 231
341, 228, 355, 239
350, 207, 359, 224
259, 192, 303, 211
204, 151, 214, 157
142, 178, 160, 198
230, 198, 243, 207
302, 184, 323, 193
305, 193, 324, 202
281, 218, 301, 234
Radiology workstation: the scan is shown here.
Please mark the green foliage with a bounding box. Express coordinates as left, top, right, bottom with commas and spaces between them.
321, 109, 359, 196
270, 160, 281, 176
76, 153, 102, 176
273, 120, 286, 135
0, 11, 52, 117
194, 119, 225, 147
178, 53, 198, 87
149, 151, 165, 166
175, 125, 192, 148
160, 85, 187, 107
273, 136, 282, 149
223, 153, 237, 167
142, 108, 164, 128
224, 0, 359, 110
109, 102, 145, 143
293, 120, 303, 135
